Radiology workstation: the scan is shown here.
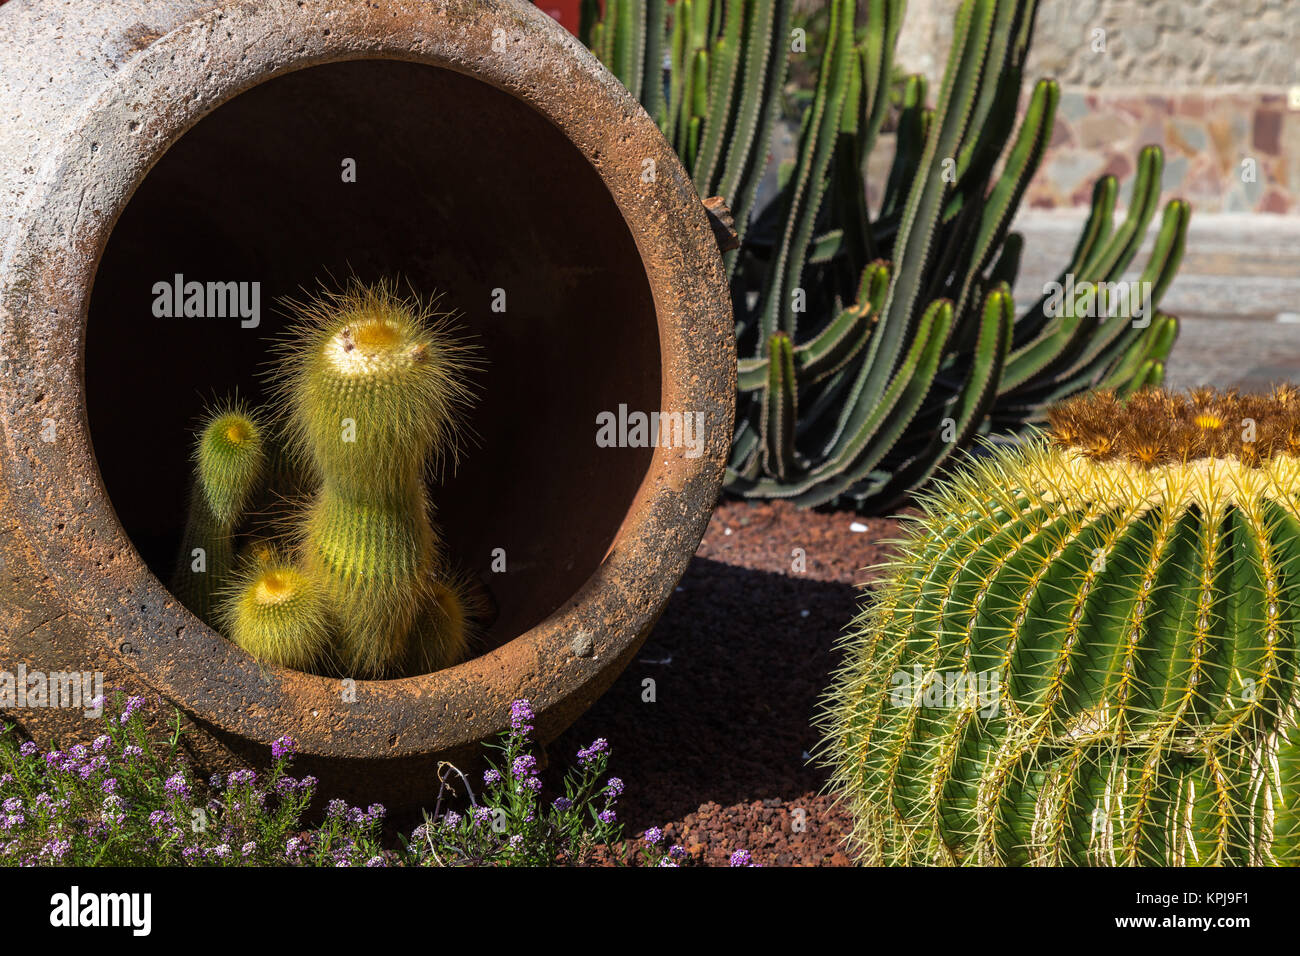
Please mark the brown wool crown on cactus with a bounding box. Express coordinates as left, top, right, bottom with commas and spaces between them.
1049, 386, 1300, 468
821, 385, 1300, 866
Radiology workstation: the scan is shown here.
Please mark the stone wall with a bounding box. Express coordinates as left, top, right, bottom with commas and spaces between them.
894, 0, 1300, 213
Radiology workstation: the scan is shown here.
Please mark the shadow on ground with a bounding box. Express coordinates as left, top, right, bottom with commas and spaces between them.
549, 553, 861, 862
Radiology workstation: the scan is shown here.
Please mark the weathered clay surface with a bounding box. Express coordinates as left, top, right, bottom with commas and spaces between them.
0, 0, 734, 808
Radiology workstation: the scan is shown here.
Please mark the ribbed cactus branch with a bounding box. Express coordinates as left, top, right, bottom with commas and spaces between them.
565, 0, 1190, 511
823, 386, 1300, 866
172, 400, 267, 625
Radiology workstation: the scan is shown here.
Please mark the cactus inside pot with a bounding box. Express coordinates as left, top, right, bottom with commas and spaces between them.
172, 401, 268, 626
273, 282, 478, 677
170, 281, 480, 678
821, 386, 1300, 866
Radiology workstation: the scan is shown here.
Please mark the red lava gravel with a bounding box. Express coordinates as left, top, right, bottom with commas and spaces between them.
548, 498, 906, 867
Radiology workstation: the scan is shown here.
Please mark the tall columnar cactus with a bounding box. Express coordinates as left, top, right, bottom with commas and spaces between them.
172, 401, 267, 625
274, 283, 477, 678
568, 0, 1190, 511
821, 386, 1300, 866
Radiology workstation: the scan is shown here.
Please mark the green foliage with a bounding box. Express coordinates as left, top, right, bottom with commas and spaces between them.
406, 699, 690, 866
820, 392, 1300, 865
567, 0, 1190, 512
0, 697, 690, 867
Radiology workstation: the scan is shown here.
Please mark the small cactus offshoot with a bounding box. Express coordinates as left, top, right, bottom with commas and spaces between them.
170, 281, 480, 679
821, 386, 1300, 866
172, 401, 267, 625
220, 546, 331, 671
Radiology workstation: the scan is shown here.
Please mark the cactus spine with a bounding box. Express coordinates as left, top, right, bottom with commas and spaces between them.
172, 402, 267, 625
275, 283, 476, 678
567, 0, 1190, 511
822, 386, 1300, 866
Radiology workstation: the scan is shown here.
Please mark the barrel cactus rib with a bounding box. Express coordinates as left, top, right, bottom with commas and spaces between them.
824, 387, 1300, 865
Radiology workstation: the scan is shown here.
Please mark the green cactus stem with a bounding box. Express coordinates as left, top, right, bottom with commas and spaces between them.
822, 385, 1300, 866
172, 401, 267, 625
272, 282, 476, 678
567, 0, 1191, 511
220, 545, 331, 671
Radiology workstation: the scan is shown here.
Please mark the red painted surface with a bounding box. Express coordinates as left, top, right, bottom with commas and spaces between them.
535, 0, 583, 33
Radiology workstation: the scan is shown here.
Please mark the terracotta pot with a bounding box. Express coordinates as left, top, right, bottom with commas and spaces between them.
0, 0, 733, 808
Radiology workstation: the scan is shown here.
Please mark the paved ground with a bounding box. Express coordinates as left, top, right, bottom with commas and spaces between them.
1013, 210, 1300, 392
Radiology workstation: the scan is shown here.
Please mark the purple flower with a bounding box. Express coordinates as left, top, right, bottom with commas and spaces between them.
100, 778, 118, 795
441, 810, 461, 828
508, 834, 524, 849
148, 810, 168, 828
213, 844, 231, 859
643, 826, 663, 845
163, 773, 190, 799
326, 799, 348, 820
209, 773, 224, 790
122, 745, 142, 761
119, 695, 145, 724
18, 741, 37, 758
366, 803, 386, 824
658, 858, 679, 867
285, 837, 303, 857
669, 845, 686, 860
729, 849, 753, 867
2, 797, 21, 814
483, 768, 501, 786
597, 809, 617, 825
511, 754, 537, 777
576, 738, 609, 767
300, 776, 318, 791
44, 750, 64, 769
92, 735, 111, 753
606, 777, 625, 798
509, 698, 535, 733
365, 855, 387, 867
271, 736, 296, 760
43, 839, 71, 860
227, 769, 257, 787
241, 842, 256, 857
552, 796, 573, 812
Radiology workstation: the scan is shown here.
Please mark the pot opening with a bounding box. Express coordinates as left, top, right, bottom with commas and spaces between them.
85, 58, 661, 664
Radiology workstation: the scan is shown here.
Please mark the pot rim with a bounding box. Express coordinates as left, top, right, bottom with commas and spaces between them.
0, 0, 734, 759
